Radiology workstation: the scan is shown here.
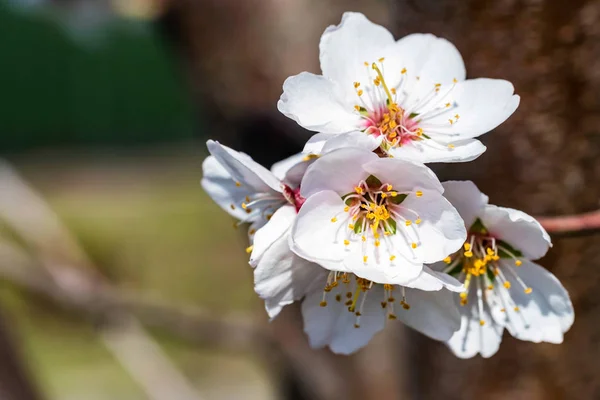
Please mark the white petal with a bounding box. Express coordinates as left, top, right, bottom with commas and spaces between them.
446, 300, 504, 359
250, 205, 296, 267
300, 148, 377, 198
321, 131, 381, 154
278, 72, 360, 134
270, 153, 305, 183
398, 195, 467, 263
319, 12, 395, 100
482, 205, 551, 260
290, 190, 348, 270
362, 157, 443, 194
303, 133, 332, 155
382, 33, 466, 94
442, 180, 489, 229
207, 140, 283, 193
396, 287, 461, 341
201, 155, 255, 221
254, 232, 328, 319
501, 260, 574, 344
388, 138, 486, 164
301, 282, 386, 355
419, 79, 519, 141
344, 249, 423, 286
405, 266, 464, 292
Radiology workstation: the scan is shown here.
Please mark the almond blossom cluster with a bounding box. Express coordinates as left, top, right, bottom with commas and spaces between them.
201, 12, 574, 357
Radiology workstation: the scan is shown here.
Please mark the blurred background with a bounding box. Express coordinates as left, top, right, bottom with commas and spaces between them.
0, 0, 599, 399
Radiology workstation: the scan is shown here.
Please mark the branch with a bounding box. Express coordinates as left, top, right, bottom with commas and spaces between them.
537, 209, 600, 236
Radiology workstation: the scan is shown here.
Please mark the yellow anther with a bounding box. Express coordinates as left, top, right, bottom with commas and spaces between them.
464, 243, 472, 251
363, 255, 368, 263
388, 131, 397, 139
245, 245, 253, 254
230, 204, 235, 210
364, 61, 369, 66
384, 231, 390, 236
401, 302, 410, 310
405, 220, 412, 226
514, 306, 520, 312
459, 292, 467, 300
381, 301, 387, 308
415, 218, 422, 225
500, 308, 506, 312
515, 260, 522, 266
266, 214, 272, 220
390, 191, 398, 197
401, 67, 407, 74
435, 83, 441, 88
381, 193, 388, 198
503, 281, 511, 289
460, 298, 468, 306
449, 119, 454, 125
445, 102, 451, 108
354, 324, 360, 328
353, 82, 360, 88
453, 78, 458, 83
357, 89, 364, 96
241, 203, 247, 210
355, 186, 363, 194
411, 243, 418, 249
378, 57, 385, 62
319, 301, 327, 307
331, 217, 338, 223
344, 206, 350, 212
335, 294, 341, 302
383, 284, 393, 290
348, 224, 354, 230
492, 255, 500, 261
415, 128, 423, 136
455, 114, 460, 120
386, 184, 393, 191
524, 287, 533, 294
373, 78, 381, 86
391, 88, 396, 95
389, 255, 396, 261
344, 239, 350, 246
302, 154, 319, 162
374, 240, 381, 247
235, 181, 241, 187
388, 314, 397, 320
389, 120, 397, 130
487, 285, 494, 290
486, 247, 494, 255
443, 256, 452, 264
416, 190, 423, 197
479, 320, 486, 326
464, 251, 473, 257
249, 229, 256, 235
448, 144, 455, 149
354, 105, 361, 111
361, 236, 366, 242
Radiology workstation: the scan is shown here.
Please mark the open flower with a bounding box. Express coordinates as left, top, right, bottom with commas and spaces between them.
278, 12, 520, 163
434, 181, 574, 358
290, 147, 467, 284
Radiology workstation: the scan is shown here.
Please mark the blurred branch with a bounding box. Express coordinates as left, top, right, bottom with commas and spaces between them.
0, 161, 204, 400
537, 210, 600, 237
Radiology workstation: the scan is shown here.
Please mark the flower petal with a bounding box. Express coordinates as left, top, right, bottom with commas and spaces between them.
278, 72, 361, 134
303, 133, 332, 155
482, 205, 551, 260
361, 157, 443, 194
419, 79, 520, 142
395, 287, 461, 341
254, 232, 328, 319
201, 155, 255, 221
396, 195, 467, 264
207, 140, 283, 194
500, 260, 574, 344
382, 33, 466, 94
290, 190, 348, 270
405, 266, 464, 292
442, 180, 489, 229
321, 131, 381, 154
388, 138, 486, 164
446, 300, 505, 359
301, 282, 386, 354
319, 12, 395, 100
300, 148, 378, 198
250, 205, 296, 267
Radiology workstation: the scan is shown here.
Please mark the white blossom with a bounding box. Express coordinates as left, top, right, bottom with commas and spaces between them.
434, 181, 574, 358
278, 12, 519, 163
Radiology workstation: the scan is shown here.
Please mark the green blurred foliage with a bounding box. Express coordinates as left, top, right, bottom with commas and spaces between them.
0, 3, 196, 152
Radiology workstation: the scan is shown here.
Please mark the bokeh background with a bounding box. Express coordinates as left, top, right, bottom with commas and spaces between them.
1, 0, 599, 399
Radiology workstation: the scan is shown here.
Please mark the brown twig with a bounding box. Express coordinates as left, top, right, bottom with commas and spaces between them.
537, 209, 600, 236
